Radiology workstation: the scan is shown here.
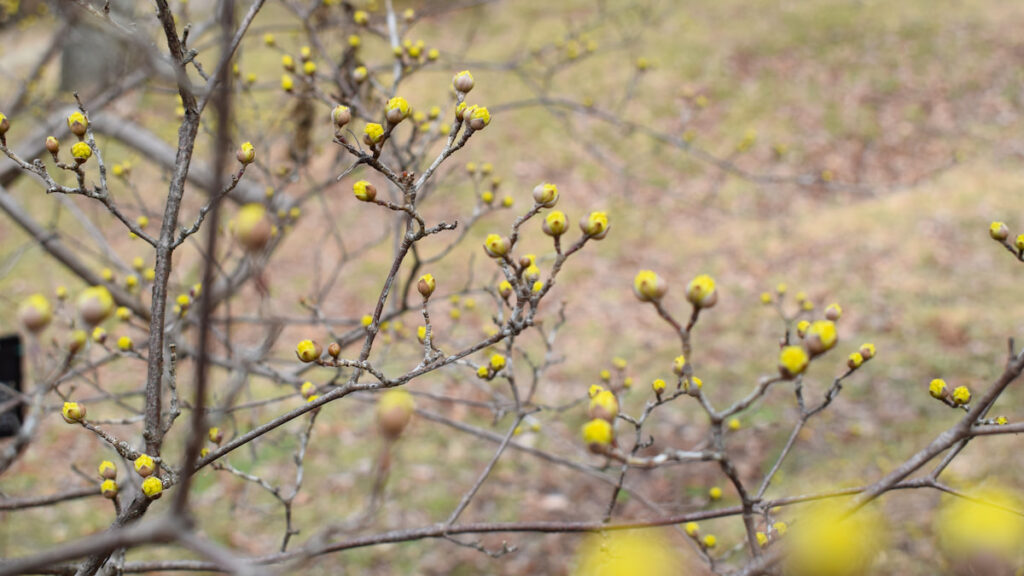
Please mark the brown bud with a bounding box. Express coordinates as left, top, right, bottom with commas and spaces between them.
328, 342, 342, 358
46, 136, 59, 154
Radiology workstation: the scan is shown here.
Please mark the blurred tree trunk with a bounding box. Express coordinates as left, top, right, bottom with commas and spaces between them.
59, 0, 135, 95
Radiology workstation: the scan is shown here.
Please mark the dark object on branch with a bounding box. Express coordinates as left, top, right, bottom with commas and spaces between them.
0, 334, 24, 437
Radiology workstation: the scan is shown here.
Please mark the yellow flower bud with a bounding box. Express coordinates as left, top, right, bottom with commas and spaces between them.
236, 141, 255, 165
703, 534, 717, 548
952, 385, 971, 406
352, 66, 368, 82
709, 486, 723, 500
134, 454, 155, 477
385, 96, 411, 125
296, 339, 322, 363
779, 346, 809, 379
728, 418, 741, 431
686, 274, 717, 308
300, 381, 316, 398
141, 476, 163, 499
91, 326, 106, 344
68, 330, 87, 354
45, 135, 59, 154
847, 352, 864, 369
489, 353, 506, 371
67, 111, 88, 137
859, 343, 876, 360
353, 9, 368, 25
208, 427, 223, 444
62, 401, 86, 423
582, 418, 613, 451
825, 303, 842, 321
483, 234, 511, 258
99, 479, 118, 499
633, 270, 667, 302
796, 320, 810, 338
361, 314, 373, 327
281, 74, 294, 92
532, 182, 558, 207
652, 378, 666, 395
453, 70, 474, 93
497, 280, 513, 299
353, 180, 377, 202
117, 336, 133, 351
363, 122, 385, 145
929, 378, 947, 399
98, 460, 117, 479
684, 522, 700, 536
263, 33, 275, 46
428, 48, 439, 61
579, 211, 609, 239
468, 106, 491, 130
990, 221, 1010, 241
332, 105, 352, 128
71, 141, 92, 163
588, 389, 619, 422
672, 354, 687, 376
417, 273, 436, 298
805, 320, 838, 355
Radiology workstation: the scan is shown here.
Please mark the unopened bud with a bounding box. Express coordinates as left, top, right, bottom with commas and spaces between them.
417, 274, 436, 299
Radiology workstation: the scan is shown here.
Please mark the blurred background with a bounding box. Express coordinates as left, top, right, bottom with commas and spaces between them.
2, 0, 1024, 574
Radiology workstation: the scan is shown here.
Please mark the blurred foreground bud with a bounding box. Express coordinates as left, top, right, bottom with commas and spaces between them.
377, 389, 415, 439
77, 286, 114, 326
233, 204, 272, 251
581, 418, 613, 452
633, 270, 667, 302
785, 503, 885, 576
18, 294, 52, 333
572, 528, 683, 576
937, 486, 1024, 573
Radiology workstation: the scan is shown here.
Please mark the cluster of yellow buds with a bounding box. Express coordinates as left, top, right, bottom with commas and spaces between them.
683, 521, 718, 550
928, 378, 971, 407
